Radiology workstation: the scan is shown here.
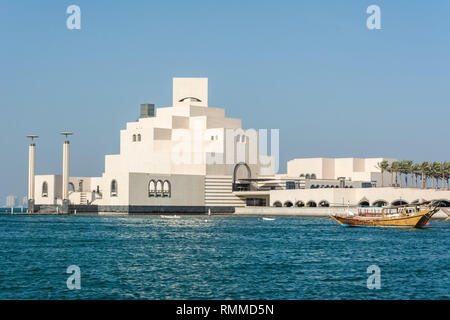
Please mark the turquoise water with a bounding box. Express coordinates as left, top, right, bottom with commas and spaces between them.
0, 214, 448, 300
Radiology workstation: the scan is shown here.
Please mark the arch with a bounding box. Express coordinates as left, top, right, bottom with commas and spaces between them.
299, 174, 305, 178
179, 97, 202, 102
155, 180, 163, 197
311, 174, 317, 179
307, 201, 317, 207
359, 200, 370, 207
295, 200, 305, 207
78, 180, 83, 192
137, 134, 141, 142
284, 201, 293, 207
111, 180, 118, 197
391, 199, 408, 206
273, 201, 282, 207
68, 182, 75, 192
232, 162, 251, 185
163, 180, 171, 198
432, 199, 450, 207
372, 200, 388, 207
148, 180, 156, 197
319, 200, 330, 207
132, 134, 136, 142
305, 174, 311, 179
42, 181, 48, 197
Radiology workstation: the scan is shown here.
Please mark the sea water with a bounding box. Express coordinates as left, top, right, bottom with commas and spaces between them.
0, 215, 448, 299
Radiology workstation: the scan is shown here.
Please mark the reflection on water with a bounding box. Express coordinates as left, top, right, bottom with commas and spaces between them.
0, 215, 448, 299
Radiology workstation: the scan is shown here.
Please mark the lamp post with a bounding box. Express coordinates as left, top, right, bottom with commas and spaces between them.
60, 132, 73, 213
26, 135, 38, 213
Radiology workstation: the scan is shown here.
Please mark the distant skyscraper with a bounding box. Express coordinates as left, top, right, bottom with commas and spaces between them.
6, 195, 16, 207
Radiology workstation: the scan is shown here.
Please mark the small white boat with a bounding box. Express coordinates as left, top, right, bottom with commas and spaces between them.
160, 215, 180, 219
262, 217, 275, 221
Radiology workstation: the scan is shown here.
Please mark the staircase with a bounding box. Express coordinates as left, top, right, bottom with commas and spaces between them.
204, 176, 245, 207
80, 192, 88, 205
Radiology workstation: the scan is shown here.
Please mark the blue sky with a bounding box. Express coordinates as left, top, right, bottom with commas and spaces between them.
0, 0, 449, 203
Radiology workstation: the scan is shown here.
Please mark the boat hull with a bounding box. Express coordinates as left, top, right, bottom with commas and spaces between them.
330, 209, 438, 228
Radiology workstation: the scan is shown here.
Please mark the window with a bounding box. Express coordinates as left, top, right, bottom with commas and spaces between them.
286, 181, 296, 190
149, 179, 171, 198
246, 198, 266, 206
132, 134, 136, 142
148, 180, 156, 197
111, 180, 118, 197
273, 201, 282, 207
179, 97, 201, 102
137, 134, 141, 142
156, 180, 163, 197
42, 182, 48, 197
163, 180, 171, 197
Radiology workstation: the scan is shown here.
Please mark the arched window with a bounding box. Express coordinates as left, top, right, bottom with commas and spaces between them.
132, 134, 136, 142
284, 201, 293, 207
307, 201, 317, 207
311, 174, 317, 179
42, 182, 48, 197
295, 201, 305, 207
68, 183, 75, 192
319, 200, 330, 207
179, 97, 201, 102
137, 134, 141, 142
305, 174, 311, 179
163, 180, 171, 197
148, 180, 156, 197
156, 180, 163, 197
273, 201, 282, 207
111, 180, 118, 197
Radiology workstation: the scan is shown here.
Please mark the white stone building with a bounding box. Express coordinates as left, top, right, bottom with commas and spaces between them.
28, 77, 450, 214
31, 78, 273, 213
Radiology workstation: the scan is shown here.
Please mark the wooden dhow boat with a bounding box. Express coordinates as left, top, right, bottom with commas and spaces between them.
330, 204, 440, 228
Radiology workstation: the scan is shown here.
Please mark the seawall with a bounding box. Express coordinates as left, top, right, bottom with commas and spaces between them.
234, 207, 449, 219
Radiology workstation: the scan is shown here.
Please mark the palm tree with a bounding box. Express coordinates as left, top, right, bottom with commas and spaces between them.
445, 161, 450, 190
391, 161, 400, 187
376, 160, 389, 187
420, 162, 431, 189
440, 161, 448, 190
401, 160, 413, 188
431, 162, 441, 189
411, 163, 421, 188
386, 163, 394, 187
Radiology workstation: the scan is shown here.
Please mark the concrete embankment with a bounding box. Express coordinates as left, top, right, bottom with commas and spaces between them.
234, 207, 449, 219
